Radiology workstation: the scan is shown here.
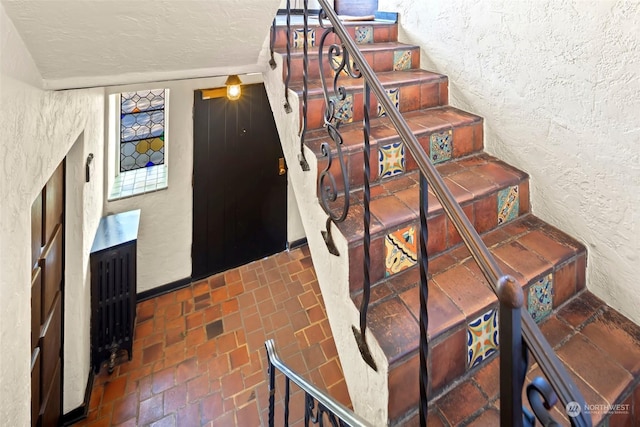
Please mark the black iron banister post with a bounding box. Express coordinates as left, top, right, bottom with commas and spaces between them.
268, 350, 276, 427
298, 0, 310, 170
283, 0, 293, 113
497, 276, 525, 427
269, 18, 277, 70
418, 173, 430, 427
362, 82, 372, 338
284, 377, 291, 426
351, 81, 377, 371
314, 2, 591, 424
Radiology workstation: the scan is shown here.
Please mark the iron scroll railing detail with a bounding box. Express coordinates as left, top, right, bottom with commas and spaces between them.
316, 13, 361, 256
314, 13, 378, 368
265, 339, 372, 427
275, 1, 592, 425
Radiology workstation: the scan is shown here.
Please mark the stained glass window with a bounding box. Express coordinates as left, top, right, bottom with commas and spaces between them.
120, 89, 166, 172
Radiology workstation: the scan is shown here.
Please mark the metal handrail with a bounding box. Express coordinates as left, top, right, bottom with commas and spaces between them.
313, 1, 591, 426
265, 339, 372, 427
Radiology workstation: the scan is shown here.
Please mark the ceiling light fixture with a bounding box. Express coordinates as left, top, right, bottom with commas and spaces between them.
225, 74, 242, 100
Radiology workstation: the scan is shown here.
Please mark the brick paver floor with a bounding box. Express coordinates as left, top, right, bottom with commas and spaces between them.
75, 245, 350, 426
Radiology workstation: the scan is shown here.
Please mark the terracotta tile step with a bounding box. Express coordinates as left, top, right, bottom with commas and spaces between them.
401, 292, 640, 426
355, 213, 587, 341
291, 69, 449, 130
306, 106, 483, 188
347, 215, 590, 423
332, 154, 530, 291
272, 18, 398, 49
278, 42, 421, 81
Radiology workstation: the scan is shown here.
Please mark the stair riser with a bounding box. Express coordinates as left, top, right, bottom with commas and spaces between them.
273, 23, 398, 50
384, 251, 587, 424
301, 79, 448, 130
312, 122, 483, 189
347, 180, 531, 294
284, 45, 421, 81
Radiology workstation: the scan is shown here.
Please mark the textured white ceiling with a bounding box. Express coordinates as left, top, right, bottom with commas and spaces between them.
2, 0, 281, 89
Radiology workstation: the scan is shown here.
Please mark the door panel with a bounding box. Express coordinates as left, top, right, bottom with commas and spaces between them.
31, 268, 42, 352
41, 224, 62, 321
31, 192, 43, 269
44, 165, 63, 243
192, 83, 287, 280
41, 361, 61, 427
31, 349, 40, 427
41, 295, 61, 393
31, 161, 64, 427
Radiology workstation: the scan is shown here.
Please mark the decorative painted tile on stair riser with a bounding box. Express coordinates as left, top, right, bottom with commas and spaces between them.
377, 88, 400, 117
467, 309, 499, 369
330, 94, 354, 124
498, 185, 519, 224
379, 142, 405, 179
355, 26, 374, 44
528, 274, 553, 322
393, 50, 412, 71
385, 225, 418, 277
292, 28, 316, 48
430, 130, 453, 164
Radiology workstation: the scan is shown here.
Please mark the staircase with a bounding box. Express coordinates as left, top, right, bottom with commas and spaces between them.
264, 10, 640, 427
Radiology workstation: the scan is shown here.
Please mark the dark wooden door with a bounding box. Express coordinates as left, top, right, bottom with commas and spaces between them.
192, 83, 287, 280
31, 161, 64, 427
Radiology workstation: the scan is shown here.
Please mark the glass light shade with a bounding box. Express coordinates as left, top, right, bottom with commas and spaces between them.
225, 75, 242, 100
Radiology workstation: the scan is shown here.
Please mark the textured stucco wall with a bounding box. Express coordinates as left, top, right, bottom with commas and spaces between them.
264, 54, 389, 425
379, 0, 640, 324
105, 75, 306, 293
0, 3, 105, 423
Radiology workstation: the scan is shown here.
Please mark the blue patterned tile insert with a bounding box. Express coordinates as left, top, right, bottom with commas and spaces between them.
528, 274, 553, 322
378, 142, 405, 179
293, 28, 316, 48
393, 50, 412, 71
330, 94, 354, 124
467, 308, 499, 368
430, 130, 453, 164
498, 185, 520, 224
355, 26, 374, 44
377, 88, 400, 117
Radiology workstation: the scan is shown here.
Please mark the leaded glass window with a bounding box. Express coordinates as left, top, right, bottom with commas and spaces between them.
120, 89, 165, 172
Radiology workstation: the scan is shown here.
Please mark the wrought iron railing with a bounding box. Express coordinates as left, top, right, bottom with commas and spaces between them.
271, 2, 592, 426
265, 339, 372, 427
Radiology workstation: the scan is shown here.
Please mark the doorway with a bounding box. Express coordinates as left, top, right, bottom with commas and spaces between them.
192, 83, 287, 281
31, 161, 65, 426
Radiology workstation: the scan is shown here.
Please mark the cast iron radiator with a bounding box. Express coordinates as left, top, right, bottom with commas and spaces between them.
90, 210, 139, 374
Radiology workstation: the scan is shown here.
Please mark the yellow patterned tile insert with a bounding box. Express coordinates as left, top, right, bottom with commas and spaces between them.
385, 225, 418, 277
